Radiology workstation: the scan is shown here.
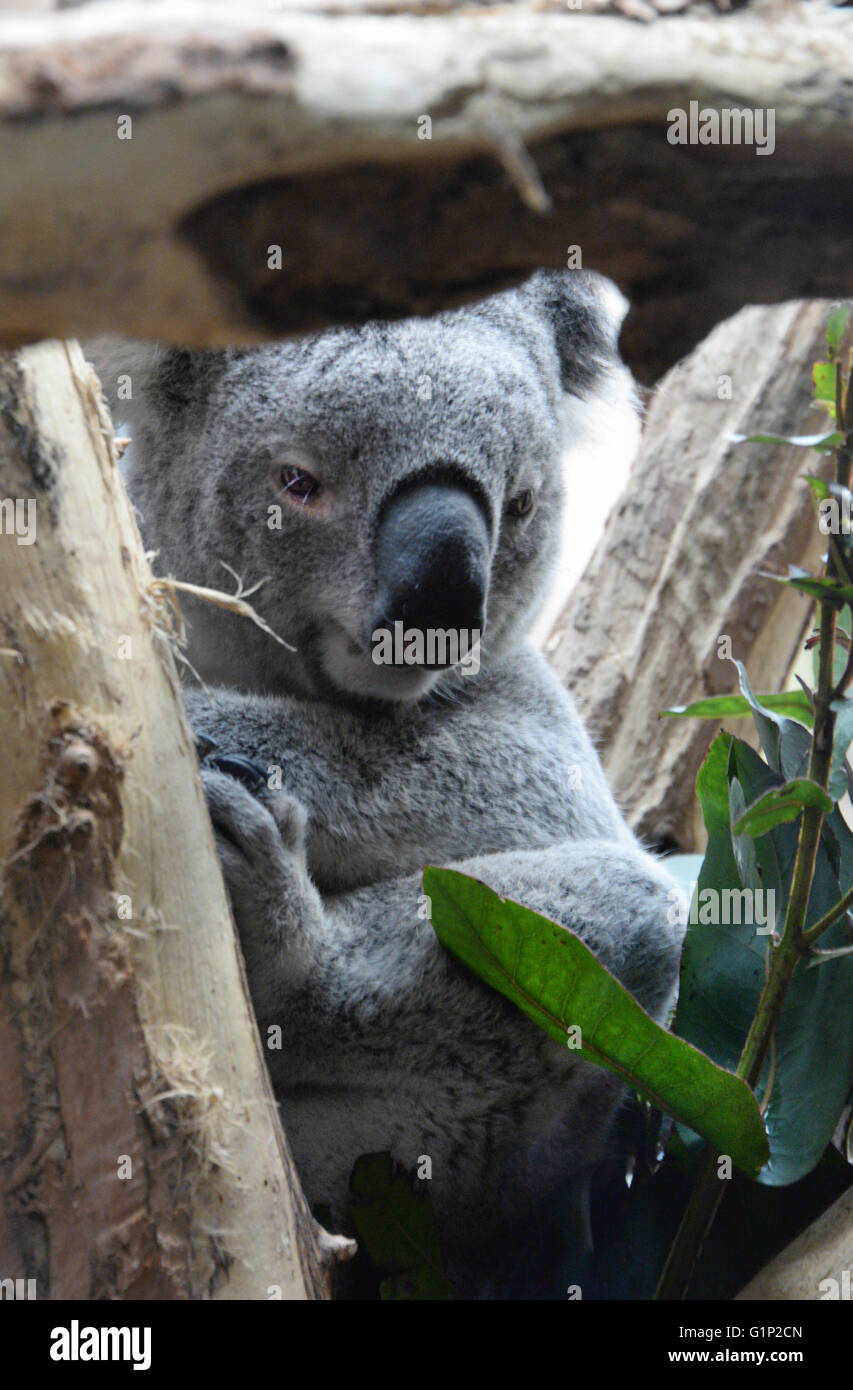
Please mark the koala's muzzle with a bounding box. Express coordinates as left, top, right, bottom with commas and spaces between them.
372, 482, 490, 662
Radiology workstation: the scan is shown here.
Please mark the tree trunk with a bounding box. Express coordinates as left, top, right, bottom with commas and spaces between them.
547, 299, 841, 852
0, 340, 347, 1299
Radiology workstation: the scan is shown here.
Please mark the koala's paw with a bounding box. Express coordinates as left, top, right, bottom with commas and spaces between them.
200, 766, 311, 942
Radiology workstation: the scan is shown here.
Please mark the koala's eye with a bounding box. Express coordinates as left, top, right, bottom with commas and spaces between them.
507, 488, 534, 519
279, 465, 322, 504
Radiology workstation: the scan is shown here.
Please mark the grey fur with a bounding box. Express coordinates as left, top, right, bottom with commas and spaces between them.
86, 271, 683, 1296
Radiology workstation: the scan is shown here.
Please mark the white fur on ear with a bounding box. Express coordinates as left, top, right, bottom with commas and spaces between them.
593, 273, 630, 341
520, 268, 630, 398
82, 335, 164, 432
531, 358, 640, 650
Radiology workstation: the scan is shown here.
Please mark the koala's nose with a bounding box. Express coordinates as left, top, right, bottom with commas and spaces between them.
371, 482, 490, 661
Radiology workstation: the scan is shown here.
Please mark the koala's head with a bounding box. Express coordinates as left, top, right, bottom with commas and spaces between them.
89, 270, 629, 704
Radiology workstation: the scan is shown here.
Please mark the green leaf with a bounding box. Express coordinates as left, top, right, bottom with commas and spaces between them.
695, 732, 739, 881
805, 473, 831, 505
808, 944, 853, 967
349, 1154, 457, 1300
826, 304, 851, 356
425, 865, 768, 1177
729, 431, 842, 452
829, 698, 853, 802
662, 690, 813, 729
675, 736, 853, 1186
729, 776, 763, 891
731, 660, 812, 778
782, 572, 853, 610
733, 779, 834, 838
813, 362, 837, 417
824, 807, 853, 917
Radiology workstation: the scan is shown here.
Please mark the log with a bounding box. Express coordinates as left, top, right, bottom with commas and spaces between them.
547, 299, 841, 851
1, 0, 853, 380
0, 340, 348, 1299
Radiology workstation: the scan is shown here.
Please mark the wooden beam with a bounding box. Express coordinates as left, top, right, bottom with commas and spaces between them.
1, 1, 852, 378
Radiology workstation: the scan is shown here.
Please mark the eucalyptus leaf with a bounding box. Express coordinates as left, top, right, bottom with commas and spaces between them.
732, 660, 812, 779
825, 304, 852, 355
729, 777, 762, 885
728, 431, 842, 452
813, 362, 837, 416
425, 865, 768, 1177
829, 699, 853, 802
349, 1153, 457, 1300
662, 690, 813, 728
822, 807, 853, 917
805, 474, 830, 502
785, 573, 853, 609
733, 779, 834, 838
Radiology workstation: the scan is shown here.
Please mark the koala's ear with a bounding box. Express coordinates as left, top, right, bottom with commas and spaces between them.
83, 337, 164, 430
523, 270, 629, 397
83, 337, 224, 432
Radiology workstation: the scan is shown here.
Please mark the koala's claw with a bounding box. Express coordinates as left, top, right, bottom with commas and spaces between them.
194, 731, 219, 762
194, 733, 269, 800
207, 751, 268, 796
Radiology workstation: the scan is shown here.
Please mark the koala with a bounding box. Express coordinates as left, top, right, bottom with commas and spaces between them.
87, 271, 684, 1298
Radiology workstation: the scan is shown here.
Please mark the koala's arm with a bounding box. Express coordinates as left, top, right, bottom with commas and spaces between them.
203, 768, 683, 1247
185, 647, 633, 892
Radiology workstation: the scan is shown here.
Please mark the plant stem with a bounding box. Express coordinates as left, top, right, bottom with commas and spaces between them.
654, 1145, 723, 1302
801, 882, 853, 949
